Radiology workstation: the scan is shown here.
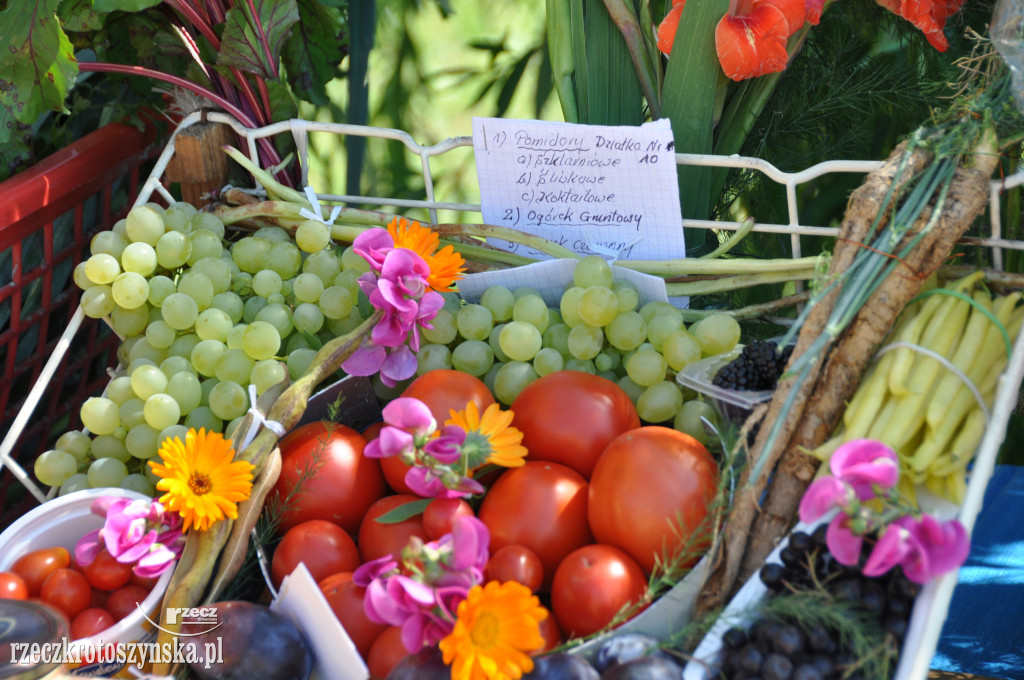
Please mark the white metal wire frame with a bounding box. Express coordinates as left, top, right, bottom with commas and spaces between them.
2, 112, 1022, 680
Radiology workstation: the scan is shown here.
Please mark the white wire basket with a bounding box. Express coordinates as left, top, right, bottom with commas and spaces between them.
2, 111, 1023, 680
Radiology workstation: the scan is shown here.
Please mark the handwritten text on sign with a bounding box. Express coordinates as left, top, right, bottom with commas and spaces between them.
472, 117, 685, 261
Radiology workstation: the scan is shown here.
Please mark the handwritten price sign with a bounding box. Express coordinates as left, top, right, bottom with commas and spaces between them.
472, 117, 685, 261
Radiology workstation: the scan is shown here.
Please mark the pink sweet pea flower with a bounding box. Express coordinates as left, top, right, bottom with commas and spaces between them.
422, 425, 467, 465
447, 516, 490, 577
902, 514, 970, 583
830, 439, 900, 499
352, 229, 395, 273
381, 398, 436, 436
75, 497, 184, 578
380, 345, 419, 386
799, 476, 856, 523
826, 515, 864, 567
365, 425, 416, 459
863, 516, 918, 578
405, 467, 485, 499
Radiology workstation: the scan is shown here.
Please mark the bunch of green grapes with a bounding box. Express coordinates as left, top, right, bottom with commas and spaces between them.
416, 255, 740, 441
35, 202, 371, 495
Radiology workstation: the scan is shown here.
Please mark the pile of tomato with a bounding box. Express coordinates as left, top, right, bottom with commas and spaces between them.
0, 545, 160, 640
266, 368, 719, 677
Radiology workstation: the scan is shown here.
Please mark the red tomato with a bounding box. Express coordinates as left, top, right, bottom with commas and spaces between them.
105, 585, 150, 622
271, 520, 361, 588
357, 495, 428, 564
588, 426, 718, 573
319, 572, 388, 659
531, 611, 562, 655
511, 371, 640, 479
128, 572, 160, 592
400, 369, 495, 425
0, 572, 28, 600
550, 544, 648, 638
11, 547, 71, 596
366, 626, 409, 679
40, 568, 92, 619
484, 545, 544, 593
272, 422, 387, 535
361, 421, 385, 441
70, 607, 116, 640
82, 548, 132, 592
478, 462, 594, 591
379, 455, 414, 495
422, 498, 475, 540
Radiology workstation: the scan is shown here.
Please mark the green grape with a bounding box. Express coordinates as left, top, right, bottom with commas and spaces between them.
456, 304, 494, 342
499, 321, 542, 362
106, 376, 136, 406
690, 314, 741, 356
160, 355, 195, 379
162, 293, 199, 330
637, 381, 684, 423
318, 286, 354, 320
91, 434, 131, 462
111, 218, 128, 238
81, 285, 116, 318
168, 333, 200, 358
119, 398, 146, 430
110, 304, 150, 337
111, 272, 149, 310
120, 474, 156, 496
184, 406, 223, 433
421, 308, 457, 345
512, 294, 550, 333
187, 229, 224, 265
292, 273, 323, 304
567, 324, 603, 360
195, 308, 232, 342
333, 269, 362, 298
191, 339, 227, 377
256, 303, 294, 339
267, 242, 302, 279
157, 424, 189, 451
127, 337, 167, 366
60, 474, 91, 496
215, 348, 255, 384
35, 450, 79, 487
177, 271, 214, 311
296, 220, 331, 252
559, 286, 585, 327
605, 311, 647, 352
488, 324, 512, 363
155, 230, 191, 269
416, 343, 453, 375
513, 286, 543, 301
200, 377, 219, 406
167, 371, 202, 414
242, 321, 281, 361
191, 212, 225, 238
250, 359, 287, 395
548, 307, 563, 327
144, 393, 181, 430
647, 313, 684, 352
480, 286, 515, 323
145, 320, 176, 349
340, 245, 370, 274
209, 380, 248, 420
55, 431, 91, 461
212, 291, 244, 324
662, 330, 703, 371
253, 226, 290, 243
87, 457, 129, 487
252, 269, 283, 297
452, 340, 494, 377
125, 423, 160, 459
191, 257, 232, 293
326, 308, 365, 336
564, 357, 596, 374
674, 400, 719, 446
226, 323, 248, 350
533, 347, 564, 376
231, 237, 270, 273
614, 283, 640, 312
573, 254, 614, 288
286, 332, 313, 354
131, 364, 168, 400
232, 271, 253, 297
304, 249, 342, 283
626, 350, 668, 387
73, 262, 95, 290
267, 292, 286, 305
493, 361, 538, 405
287, 348, 317, 380
84, 253, 120, 285
125, 205, 165, 245
595, 347, 621, 372
126, 358, 157, 375
224, 417, 245, 438
148, 275, 176, 307
577, 286, 619, 327
541, 323, 571, 359
293, 303, 324, 334
81, 397, 120, 435
91, 230, 128, 259
639, 301, 679, 323
162, 204, 192, 233
242, 295, 269, 324
121, 242, 158, 276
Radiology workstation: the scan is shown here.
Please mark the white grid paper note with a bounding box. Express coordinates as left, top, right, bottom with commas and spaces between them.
472, 117, 685, 261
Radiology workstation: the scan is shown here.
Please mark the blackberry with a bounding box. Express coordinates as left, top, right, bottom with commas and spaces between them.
712, 339, 794, 392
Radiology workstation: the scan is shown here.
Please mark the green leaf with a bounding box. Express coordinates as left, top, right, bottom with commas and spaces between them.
496, 53, 532, 118
582, 0, 642, 126
301, 330, 324, 351
375, 498, 431, 524
0, 0, 77, 124
0, 107, 33, 179
58, 0, 104, 32
546, 0, 578, 122
218, 0, 300, 80
282, 0, 346, 106
92, 0, 161, 10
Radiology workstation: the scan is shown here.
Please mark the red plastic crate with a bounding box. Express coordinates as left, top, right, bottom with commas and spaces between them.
0, 121, 159, 522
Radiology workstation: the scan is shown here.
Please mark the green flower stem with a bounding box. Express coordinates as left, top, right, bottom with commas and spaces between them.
665, 269, 816, 297
700, 217, 755, 259
221, 145, 310, 203
433, 223, 582, 260
617, 255, 820, 276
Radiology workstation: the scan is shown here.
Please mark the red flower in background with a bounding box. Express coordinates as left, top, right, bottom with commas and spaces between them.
875, 0, 966, 51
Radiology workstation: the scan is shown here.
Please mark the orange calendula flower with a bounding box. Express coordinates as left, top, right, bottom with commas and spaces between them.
446, 401, 528, 470
439, 581, 548, 680
387, 216, 465, 292
148, 428, 254, 532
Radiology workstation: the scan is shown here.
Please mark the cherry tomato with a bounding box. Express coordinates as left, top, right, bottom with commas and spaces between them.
366, 626, 409, 679
271, 519, 361, 588
70, 607, 116, 640
128, 571, 161, 592
511, 371, 640, 479
550, 544, 648, 638
11, 547, 71, 596
89, 588, 109, 609
532, 611, 562, 656
357, 495, 428, 564
272, 422, 387, 535
319, 572, 388, 659
588, 426, 718, 573
105, 584, 150, 622
478, 462, 594, 591
40, 568, 92, 619
400, 369, 495, 426
422, 498, 475, 540
484, 545, 544, 593
0, 572, 28, 600
82, 547, 132, 592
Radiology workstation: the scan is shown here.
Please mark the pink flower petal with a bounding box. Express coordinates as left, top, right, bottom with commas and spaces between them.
381, 346, 418, 385
75, 529, 103, 566
826, 515, 864, 566
908, 515, 970, 578
799, 476, 852, 523
831, 439, 900, 498
863, 521, 914, 578
341, 343, 387, 377
449, 516, 490, 574
381, 398, 436, 434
